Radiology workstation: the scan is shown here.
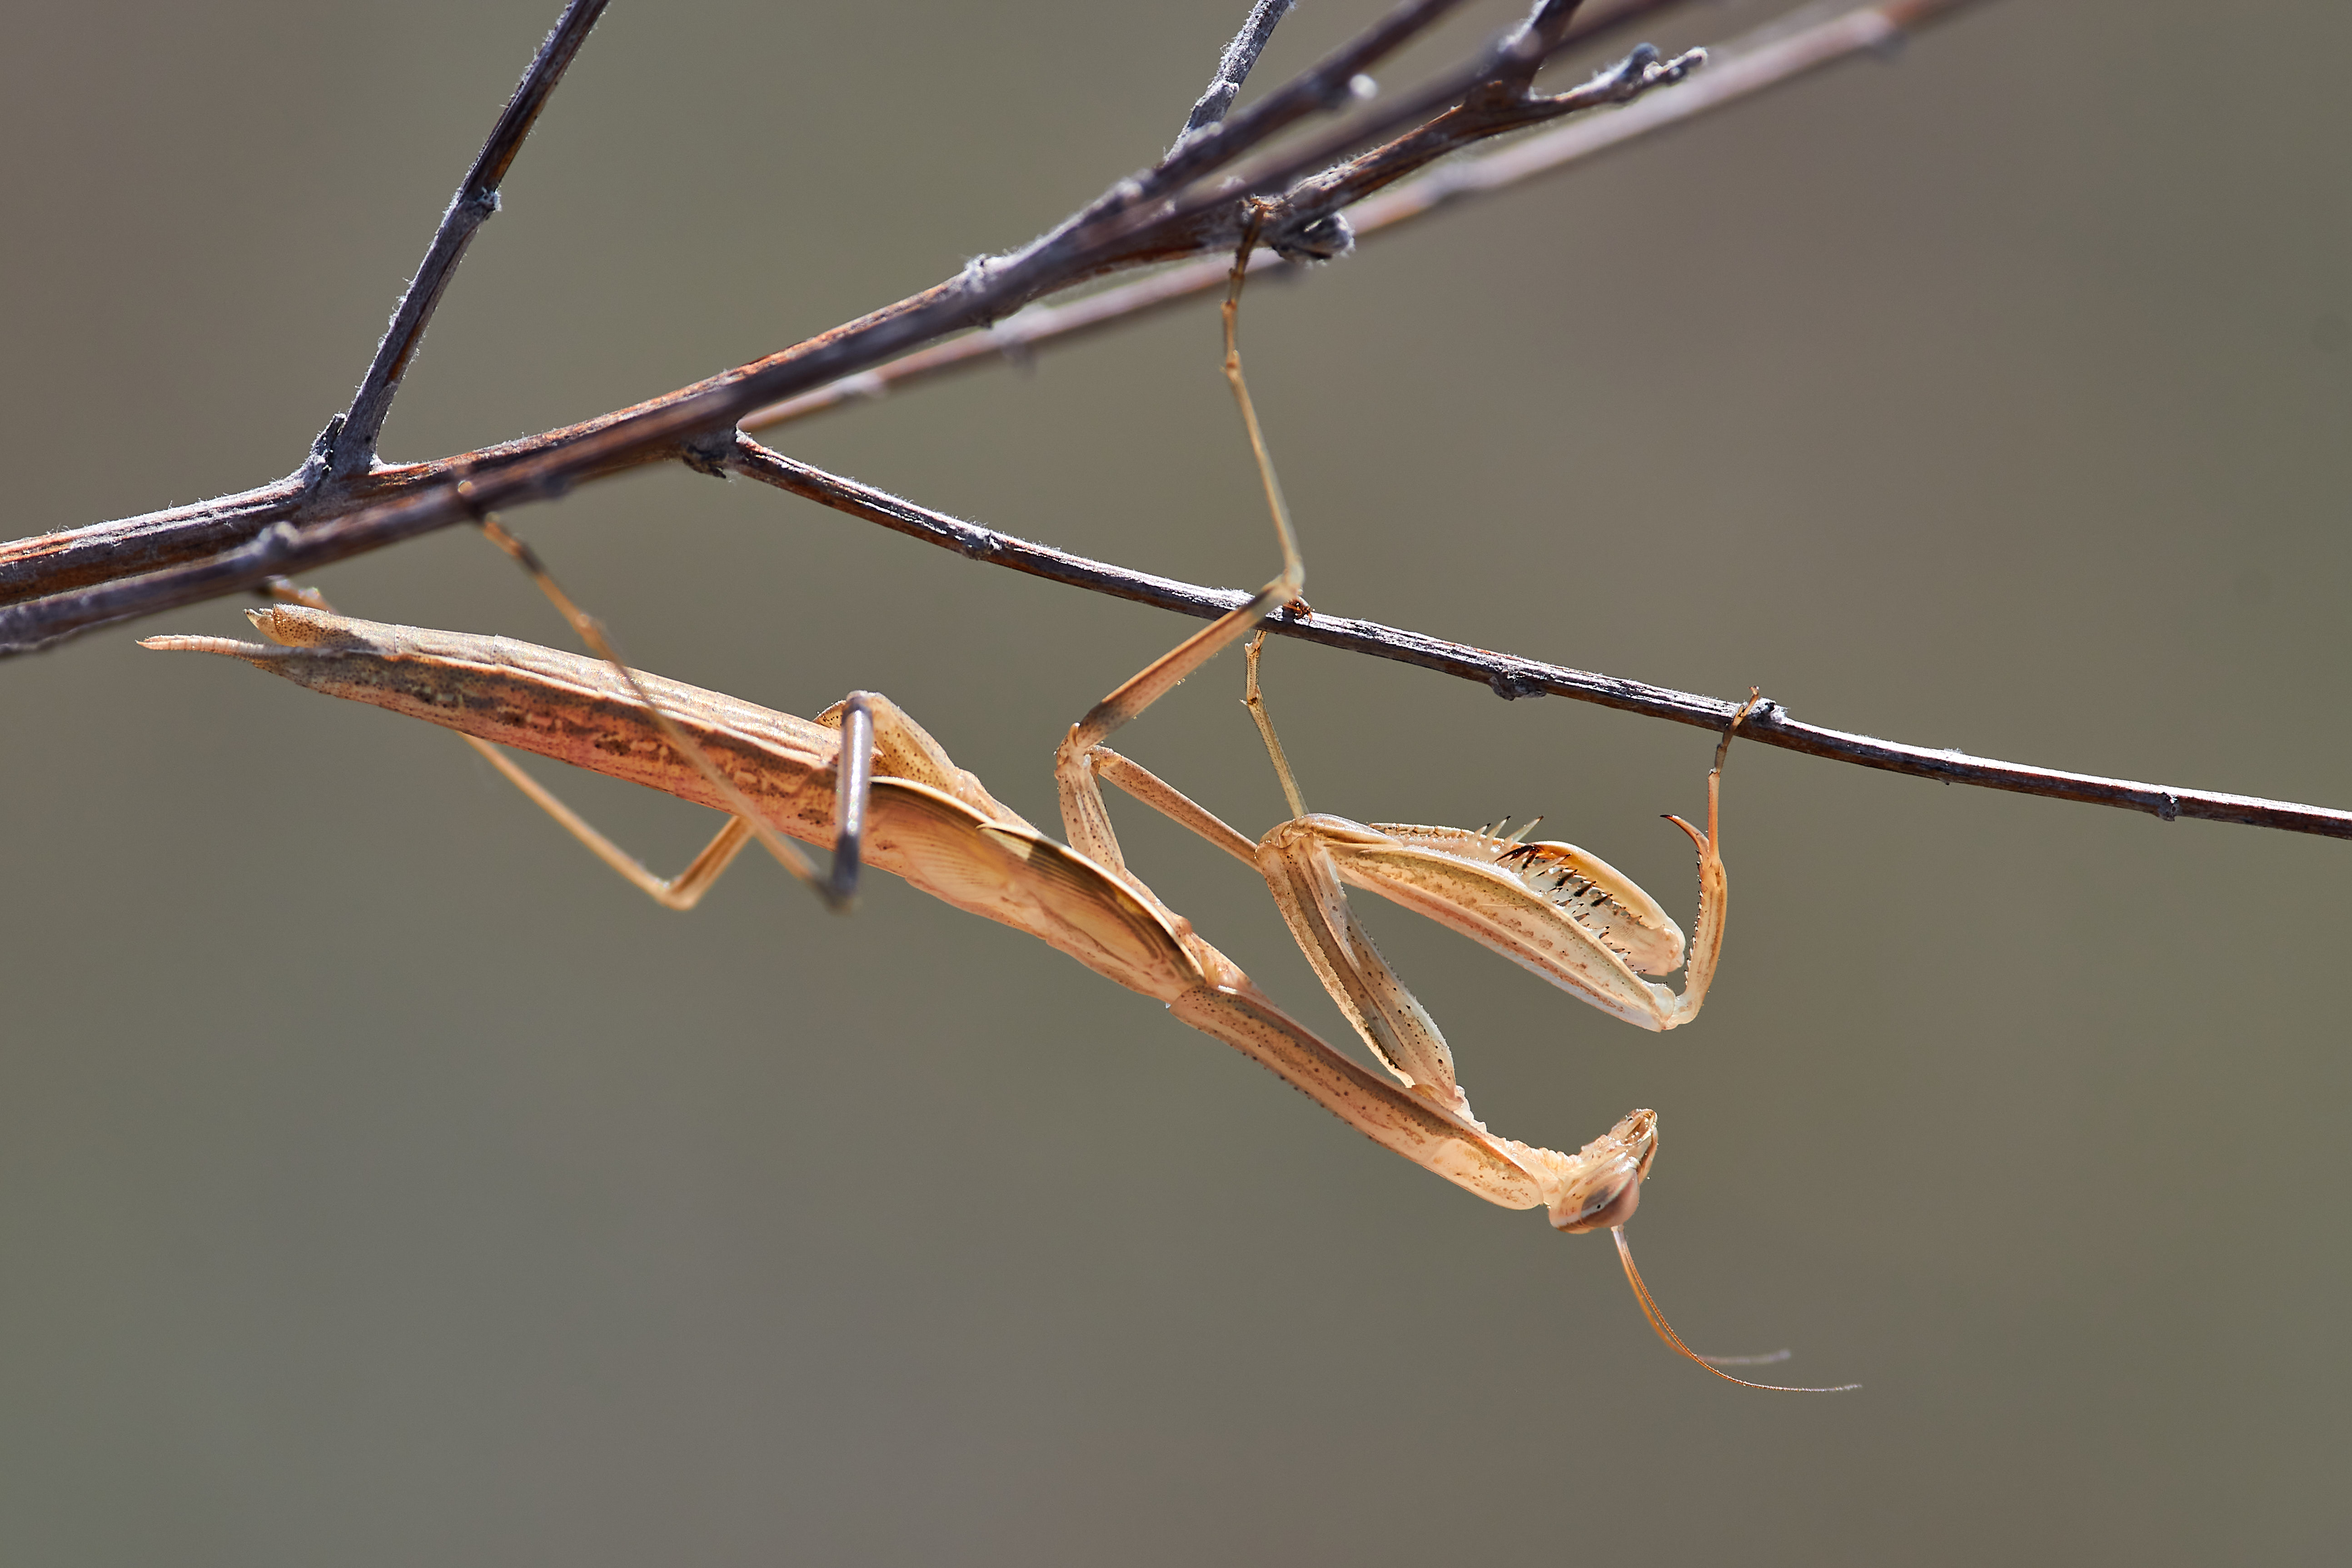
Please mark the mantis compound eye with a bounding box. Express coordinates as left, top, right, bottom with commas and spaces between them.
1553, 1170, 1643, 1233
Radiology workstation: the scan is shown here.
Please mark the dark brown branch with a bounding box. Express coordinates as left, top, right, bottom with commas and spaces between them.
0, 1, 618, 622
325, 0, 610, 482
0, 0, 1484, 643
1266, 37, 1706, 241
1101, 0, 1696, 261
0, 0, 1984, 653
0, 1, 1709, 615
1088, 14, 1589, 266
1044, 0, 1968, 270
745, 0, 1963, 430
1114, 0, 1474, 216
721, 437, 2352, 841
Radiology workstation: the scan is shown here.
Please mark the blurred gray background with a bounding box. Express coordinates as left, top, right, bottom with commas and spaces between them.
3, 1, 2347, 1562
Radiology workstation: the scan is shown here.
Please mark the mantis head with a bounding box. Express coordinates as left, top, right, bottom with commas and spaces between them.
1542, 1107, 1656, 1233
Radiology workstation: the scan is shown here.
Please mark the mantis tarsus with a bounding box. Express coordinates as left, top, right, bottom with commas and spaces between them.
144, 231, 1843, 1393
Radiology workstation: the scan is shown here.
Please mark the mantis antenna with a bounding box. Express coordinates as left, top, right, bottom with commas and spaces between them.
1613, 1228, 1860, 1394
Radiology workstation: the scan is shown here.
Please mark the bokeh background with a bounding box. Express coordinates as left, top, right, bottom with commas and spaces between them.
4, 1, 2347, 1561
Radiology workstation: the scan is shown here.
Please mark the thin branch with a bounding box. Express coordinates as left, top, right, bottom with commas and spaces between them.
0, 0, 1665, 625
5, 1, 619, 615
1176, 0, 1299, 149
1260, 37, 1711, 254
0, 0, 1986, 652
326, 0, 610, 482
1093, 0, 1696, 263
734, 0, 1971, 431
0, 0, 1704, 611
720, 436, 2352, 841
0, 0, 1482, 637
1117, 0, 1475, 216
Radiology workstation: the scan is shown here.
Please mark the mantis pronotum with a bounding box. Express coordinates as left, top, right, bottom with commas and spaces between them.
143, 225, 1841, 1392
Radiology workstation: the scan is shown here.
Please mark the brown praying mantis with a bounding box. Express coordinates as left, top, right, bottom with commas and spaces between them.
141, 225, 1840, 1393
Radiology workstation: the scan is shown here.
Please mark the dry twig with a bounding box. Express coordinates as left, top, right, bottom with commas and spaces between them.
0, 0, 1791, 633
14, 0, 2338, 847
322, 0, 612, 485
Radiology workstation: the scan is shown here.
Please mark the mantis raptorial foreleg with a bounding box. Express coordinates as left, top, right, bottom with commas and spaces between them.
1085, 633, 1754, 1121
1240, 634, 1758, 1036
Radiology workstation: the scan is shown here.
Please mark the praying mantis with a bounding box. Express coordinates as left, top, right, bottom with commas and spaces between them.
142, 229, 1834, 1392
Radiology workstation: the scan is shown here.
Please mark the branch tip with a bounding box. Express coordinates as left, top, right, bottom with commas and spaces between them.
327, 0, 611, 482
1177, 0, 1300, 148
